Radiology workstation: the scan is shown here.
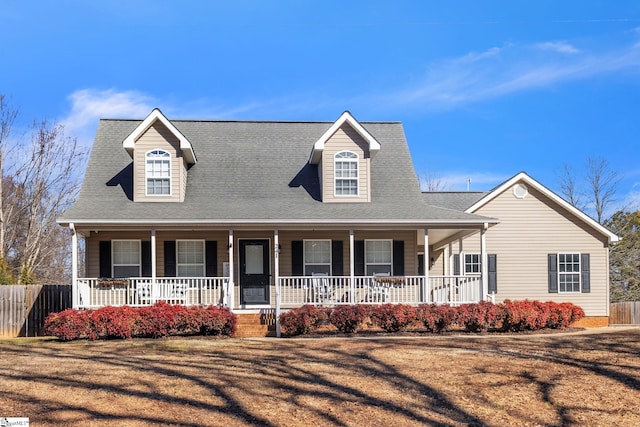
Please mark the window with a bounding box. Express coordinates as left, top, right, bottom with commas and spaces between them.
146, 150, 171, 195
464, 253, 481, 275
365, 240, 392, 275
334, 151, 358, 196
177, 240, 205, 277
112, 240, 141, 278
558, 253, 581, 293
304, 240, 331, 275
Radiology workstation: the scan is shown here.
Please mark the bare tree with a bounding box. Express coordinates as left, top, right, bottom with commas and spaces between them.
420, 171, 451, 192
587, 156, 621, 225
558, 163, 585, 211
0, 95, 18, 262
5, 120, 85, 283
558, 156, 620, 224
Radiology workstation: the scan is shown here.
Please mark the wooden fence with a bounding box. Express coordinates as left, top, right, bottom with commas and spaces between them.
0, 285, 72, 338
609, 302, 640, 325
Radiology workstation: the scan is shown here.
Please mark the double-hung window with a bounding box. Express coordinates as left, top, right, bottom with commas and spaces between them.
558, 253, 581, 293
112, 240, 141, 278
146, 150, 171, 195
334, 151, 358, 196
464, 253, 481, 275
304, 240, 331, 275
365, 240, 392, 275
177, 240, 205, 277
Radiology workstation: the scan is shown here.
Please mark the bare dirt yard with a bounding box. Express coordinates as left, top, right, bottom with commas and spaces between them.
1, 327, 640, 426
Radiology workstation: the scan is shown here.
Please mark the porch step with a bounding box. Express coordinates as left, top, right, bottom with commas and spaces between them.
235, 313, 277, 337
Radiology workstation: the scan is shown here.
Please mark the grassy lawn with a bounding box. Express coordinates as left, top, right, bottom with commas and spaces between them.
1, 328, 639, 426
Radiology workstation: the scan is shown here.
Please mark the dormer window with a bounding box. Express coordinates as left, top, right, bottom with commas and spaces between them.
146, 150, 171, 195
334, 151, 358, 196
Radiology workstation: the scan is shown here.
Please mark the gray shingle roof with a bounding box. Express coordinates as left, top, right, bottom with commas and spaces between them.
60, 117, 493, 226
422, 192, 488, 212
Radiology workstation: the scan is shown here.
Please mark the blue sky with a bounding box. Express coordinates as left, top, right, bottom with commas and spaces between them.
2, 1, 640, 218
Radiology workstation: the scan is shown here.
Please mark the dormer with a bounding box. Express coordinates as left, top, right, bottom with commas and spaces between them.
122, 109, 197, 202
309, 111, 380, 203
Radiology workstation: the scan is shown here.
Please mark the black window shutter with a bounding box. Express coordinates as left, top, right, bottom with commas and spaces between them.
355, 240, 365, 276
488, 254, 497, 294
453, 254, 460, 276
331, 240, 343, 276
164, 240, 176, 277
417, 254, 424, 276
581, 253, 590, 293
99, 241, 111, 278
206, 241, 218, 277
548, 254, 558, 293
141, 241, 152, 277
393, 240, 404, 276
292, 240, 303, 276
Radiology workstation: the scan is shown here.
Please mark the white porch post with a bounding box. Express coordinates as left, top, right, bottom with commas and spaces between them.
349, 230, 355, 303
274, 230, 281, 337
151, 229, 157, 304
481, 223, 488, 301
70, 223, 78, 309
424, 229, 430, 303
228, 230, 235, 311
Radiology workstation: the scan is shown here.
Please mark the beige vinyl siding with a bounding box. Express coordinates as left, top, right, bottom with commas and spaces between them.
459, 182, 609, 316
278, 230, 417, 276
133, 121, 187, 202
85, 231, 228, 278
321, 123, 371, 203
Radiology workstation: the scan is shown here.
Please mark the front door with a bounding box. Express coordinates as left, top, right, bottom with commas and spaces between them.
239, 239, 270, 305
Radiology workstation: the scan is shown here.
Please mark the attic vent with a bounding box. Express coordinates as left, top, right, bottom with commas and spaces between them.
513, 183, 528, 199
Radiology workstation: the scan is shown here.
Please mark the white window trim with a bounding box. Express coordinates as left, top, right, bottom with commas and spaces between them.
112, 239, 141, 278
463, 252, 481, 276
558, 252, 582, 294
334, 151, 359, 197
365, 239, 393, 276
303, 239, 332, 276
176, 239, 205, 277
145, 149, 172, 197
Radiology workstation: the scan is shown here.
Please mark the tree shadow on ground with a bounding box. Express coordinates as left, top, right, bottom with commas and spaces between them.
0, 329, 639, 426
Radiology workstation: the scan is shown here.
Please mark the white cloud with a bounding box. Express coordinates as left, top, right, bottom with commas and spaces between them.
60, 88, 155, 145
534, 41, 581, 54
383, 37, 640, 111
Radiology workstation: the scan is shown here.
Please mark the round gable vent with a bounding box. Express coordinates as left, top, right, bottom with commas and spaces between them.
513, 183, 528, 199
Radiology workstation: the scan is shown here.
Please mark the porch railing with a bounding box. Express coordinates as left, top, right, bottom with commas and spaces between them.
278, 275, 483, 307
76, 277, 227, 309
75, 274, 483, 309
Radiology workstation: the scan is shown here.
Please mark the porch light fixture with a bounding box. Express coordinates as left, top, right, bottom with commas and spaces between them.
430, 257, 435, 267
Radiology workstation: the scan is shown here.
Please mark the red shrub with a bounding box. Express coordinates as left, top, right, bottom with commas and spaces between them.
200, 306, 237, 336
545, 302, 585, 329
501, 300, 550, 332
455, 301, 502, 333
370, 304, 416, 332
329, 305, 370, 334
414, 304, 455, 333
44, 309, 91, 341
44, 303, 237, 341
279, 305, 330, 336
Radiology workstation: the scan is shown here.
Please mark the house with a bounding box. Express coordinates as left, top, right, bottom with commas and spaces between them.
57, 109, 616, 335
423, 172, 618, 327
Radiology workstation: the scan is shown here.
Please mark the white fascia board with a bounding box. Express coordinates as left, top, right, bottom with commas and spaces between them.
122, 108, 197, 165
309, 111, 381, 164
59, 217, 499, 228
466, 172, 620, 244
